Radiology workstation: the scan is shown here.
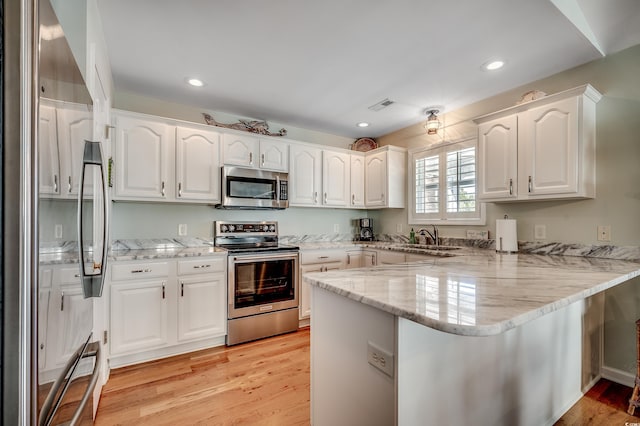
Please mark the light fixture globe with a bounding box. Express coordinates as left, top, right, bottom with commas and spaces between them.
424, 109, 440, 135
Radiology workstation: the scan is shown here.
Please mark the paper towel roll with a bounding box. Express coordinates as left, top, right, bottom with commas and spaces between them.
496, 219, 518, 253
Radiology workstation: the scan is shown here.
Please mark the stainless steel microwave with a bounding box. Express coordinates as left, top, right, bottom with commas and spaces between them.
218, 166, 289, 209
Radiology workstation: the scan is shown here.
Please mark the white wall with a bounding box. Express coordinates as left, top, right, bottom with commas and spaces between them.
377, 44, 640, 377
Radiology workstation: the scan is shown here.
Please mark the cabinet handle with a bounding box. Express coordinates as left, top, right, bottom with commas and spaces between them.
181, 281, 184, 297
68, 175, 72, 193
249, 152, 253, 165
161, 181, 165, 197
509, 178, 513, 195
352, 194, 355, 205
60, 291, 64, 311
162, 282, 165, 299
314, 191, 318, 204
74, 274, 80, 278
53, 175, 58, 193
193, 264, 211, 269
131, 268, 152, 274
318, 256, 329, 259
324, 192, 327, 203
528, 176, 532, 193
347, 254, 351, 265
178, 182, 182, 198
261, 153, 265, 166
381, 193, 385, 203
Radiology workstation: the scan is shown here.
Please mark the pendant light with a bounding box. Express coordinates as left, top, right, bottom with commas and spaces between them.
424, 109, 441, 135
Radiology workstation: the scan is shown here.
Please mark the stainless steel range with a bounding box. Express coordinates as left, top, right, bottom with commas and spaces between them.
214, 221, 299, 345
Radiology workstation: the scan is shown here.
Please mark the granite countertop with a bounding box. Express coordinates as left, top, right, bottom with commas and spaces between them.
303, 249, 640, 337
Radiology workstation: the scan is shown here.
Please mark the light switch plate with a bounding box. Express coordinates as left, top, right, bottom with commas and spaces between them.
54, 224, 63, 239
534, 224, 546, 240
466, 230, 489, 239
597, 225, 611, 242
178, 224, 188, 236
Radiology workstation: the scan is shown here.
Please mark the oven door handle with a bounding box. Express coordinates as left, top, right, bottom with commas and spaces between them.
231, 253, 298, 263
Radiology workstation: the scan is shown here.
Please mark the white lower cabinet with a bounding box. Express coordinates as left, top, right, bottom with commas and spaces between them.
299, 249, 348, 320
108, 255, 227, 366
178, 274, 226, 342
345, 250, 363, 269
110, 278, 169, 355
361, 250, 377, 267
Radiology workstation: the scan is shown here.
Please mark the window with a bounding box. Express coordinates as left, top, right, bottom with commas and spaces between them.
409, 138, 485, 225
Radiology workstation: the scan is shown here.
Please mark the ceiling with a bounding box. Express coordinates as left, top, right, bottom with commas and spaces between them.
96, 0, 640, 138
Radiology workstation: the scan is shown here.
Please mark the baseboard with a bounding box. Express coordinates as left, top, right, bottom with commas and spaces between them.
602, 365, 635, 387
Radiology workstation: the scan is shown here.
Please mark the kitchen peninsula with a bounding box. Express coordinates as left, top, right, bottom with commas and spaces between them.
305, 247, 640, 426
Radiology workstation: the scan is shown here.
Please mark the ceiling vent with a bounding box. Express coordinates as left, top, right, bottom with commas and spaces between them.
368, 98, 395, 111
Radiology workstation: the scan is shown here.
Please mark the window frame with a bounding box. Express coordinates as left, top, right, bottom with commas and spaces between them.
408, 137, 486, 226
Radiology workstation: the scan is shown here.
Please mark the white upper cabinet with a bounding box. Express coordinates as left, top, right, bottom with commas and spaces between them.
322, 150, 350, 207
350, 154, 365, 208
289, 144, 322, 206
478, 114, 518, 200
175, 126, 220, 202
365, 146, 406, 208
475, 84, 600, 202
113, 112, 174, 200
222, 132, 288, 171
39, 100, 94, 199
57, 105, 94, 197
39, 104, 61, 196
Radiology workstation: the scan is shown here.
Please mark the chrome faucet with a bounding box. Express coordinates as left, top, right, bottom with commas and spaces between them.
416, 225, 439, 246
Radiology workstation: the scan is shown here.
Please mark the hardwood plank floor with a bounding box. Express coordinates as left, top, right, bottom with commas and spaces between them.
95, 327, 638, 425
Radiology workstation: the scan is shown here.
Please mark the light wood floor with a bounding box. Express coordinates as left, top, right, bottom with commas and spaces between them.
95, 327, 637, 425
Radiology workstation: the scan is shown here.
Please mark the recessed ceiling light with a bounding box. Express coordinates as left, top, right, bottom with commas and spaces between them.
357, 122, 370, 128
186, 78, 205, 87
484, 60, 505, 71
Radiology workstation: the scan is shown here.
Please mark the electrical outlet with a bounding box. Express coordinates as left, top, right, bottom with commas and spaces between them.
54, 224, 63, 239
396, 223, 403, 233
597, 225, 611, 242
534, 224, 547, 240
178, 224, 188, 236
367, 341, 394, 377
333, 224, 340, 233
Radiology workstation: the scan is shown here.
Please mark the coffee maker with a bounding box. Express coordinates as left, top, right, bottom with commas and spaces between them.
357, 218, 374, 241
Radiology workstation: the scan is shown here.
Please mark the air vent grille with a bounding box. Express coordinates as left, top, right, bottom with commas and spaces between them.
368, 98, 395, 111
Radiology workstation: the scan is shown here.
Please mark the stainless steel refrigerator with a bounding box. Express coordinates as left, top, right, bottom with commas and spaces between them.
2, 0, 109, 424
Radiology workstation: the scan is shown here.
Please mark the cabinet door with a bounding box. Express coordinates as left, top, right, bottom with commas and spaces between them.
477, 115, 518, 200
39, 104, 61, 195
322, 150, 350, 207
177, 275, 226, 342
259, 139, 288, 171
299, 261, 344, 319
56, 107, 93, 197
345, 251, 362, 269
222, 133, 259, 167
362, 251, 377, 267
176, 126, 220, 202
110, 280, 169, 355
521, 97, 579, 196
289, 145, 322, 206
114, 114, 173, 200
46, 269, 93, 370
376, 250, 406, 265
350, 154, 365, 208
365, 151, 387, 207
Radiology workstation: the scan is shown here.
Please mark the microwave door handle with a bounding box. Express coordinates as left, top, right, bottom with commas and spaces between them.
276, 175, 280, 201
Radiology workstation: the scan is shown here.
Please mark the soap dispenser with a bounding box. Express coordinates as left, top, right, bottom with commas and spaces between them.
409, 228, 416, 244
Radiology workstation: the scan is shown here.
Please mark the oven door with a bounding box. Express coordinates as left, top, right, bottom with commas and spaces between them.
228, 252, 298, 319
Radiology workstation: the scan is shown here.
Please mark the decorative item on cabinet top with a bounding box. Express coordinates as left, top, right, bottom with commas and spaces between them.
516, 90, 547, 105
202, 113, 287, 137
350, 137, 378, 152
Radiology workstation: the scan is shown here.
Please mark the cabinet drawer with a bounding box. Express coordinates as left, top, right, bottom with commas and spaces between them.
177, 257, 225, 275
58, 266, 82, 283
300, 250, 346, 265
111, 261, 170, 281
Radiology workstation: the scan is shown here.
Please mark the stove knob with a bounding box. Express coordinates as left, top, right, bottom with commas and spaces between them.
263, 225, 269, 231
220, 225, 227, 232
269, 225, 276, 231
229, 225, 235, 232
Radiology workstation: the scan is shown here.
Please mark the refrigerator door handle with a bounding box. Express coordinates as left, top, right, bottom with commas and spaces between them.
78, 141, 109, 298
